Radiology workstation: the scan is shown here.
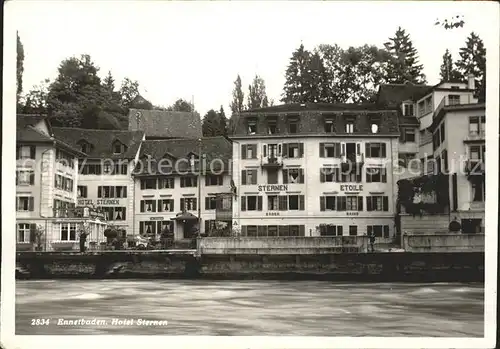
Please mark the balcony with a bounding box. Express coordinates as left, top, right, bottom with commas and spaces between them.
261, 156, 283, 169
464, 130, 485, 142
434, 95, 476, 120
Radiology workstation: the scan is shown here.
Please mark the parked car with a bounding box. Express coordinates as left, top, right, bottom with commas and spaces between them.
134, 235, 151, 250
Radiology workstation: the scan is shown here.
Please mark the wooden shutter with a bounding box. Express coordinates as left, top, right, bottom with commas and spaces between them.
320, 168, 325, 183
383, 196, 389, 211
382, 168, 387, 183
98, 186, 102, 198
282, 169, 288, 184
110, 186, 115, 198
193, 199, 197, 211
383, 225, 390, 238
299, 143, 304, 157
16, 172, 19, 185
140, 200, 145, 212
180, 198, 185, 211
29, 197, 34, 211
299, 225, 305, 237
241, 196, 246, 211
241, 170, 247, 185
241, 226, 247, 237
365, 143, 370, 158
263, 145, 267, 157
320, 196, 325, 211
251, 170, 257, 184
170, 199, 175, 212
366, 197, 372, 211
241, 145, 247, 159
30, 146, 36, 159
251, 145, 258, 158
356, 143, 361, 155
299, 195, 305, 210
357, 196, 363, 211
335, 143, 341, 158
367, 225, 373, 235
282, 143, 288, 157
205, 220, 210, 235
400, 128, 406, 143
338, 226, 343, 236
319, 143, 324, 157
299, 169, 304, 183
29, 224, 37, 242
205, 197, 210, 210
257, 196, 263, 211
157, 200, 162, 212
122, 186, 127, 198
381, 143, 387, 157
340, 197, 347, 211
205, 176, 210, 186
279, 195, 288, 210
356, 172, 362, 183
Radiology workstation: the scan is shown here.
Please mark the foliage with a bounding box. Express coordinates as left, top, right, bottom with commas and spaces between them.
456, 32, 486, 101
383, 27, 426, 84
119, 77, 140, 108
439, 49, 462, 82
21, 79, 51, 114
281, 43, 313, 103
166, 98, 194, 112
202, 106, 227, 136
435, 15, 465, 30
228, 74, 245, 135
397, 174, 450, 215
17, 32, 24, 106
247, 74, 269, 109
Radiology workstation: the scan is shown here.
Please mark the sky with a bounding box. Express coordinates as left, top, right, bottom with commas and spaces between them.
9, 1, 497, 117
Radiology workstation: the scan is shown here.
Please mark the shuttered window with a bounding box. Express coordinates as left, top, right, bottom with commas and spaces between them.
366, 196, 389, 212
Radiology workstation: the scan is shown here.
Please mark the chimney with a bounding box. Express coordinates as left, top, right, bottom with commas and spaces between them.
467, 73, 475, 90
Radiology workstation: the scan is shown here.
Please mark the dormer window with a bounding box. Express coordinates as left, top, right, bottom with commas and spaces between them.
267, 118, 278, 134
345, 119, 355, 133
77, 140, 91, 153
112, 140, 126, 154
288, 117, 299, 134
371, 124, 379, 134
403, 103, 414, 116
247, 119, 257, 135
324, 118, 335, 133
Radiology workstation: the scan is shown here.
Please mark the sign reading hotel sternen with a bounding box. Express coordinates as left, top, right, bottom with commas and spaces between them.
78, 199, 122, 206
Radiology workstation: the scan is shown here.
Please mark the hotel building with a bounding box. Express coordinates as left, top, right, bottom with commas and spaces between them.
378, 75, 485, 234
132, 137, 233, 240
230, 103, 400, 239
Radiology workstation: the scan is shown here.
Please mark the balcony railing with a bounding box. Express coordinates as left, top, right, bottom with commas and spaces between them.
261, 155, 283, 169
465, 130, 485, 142
434, 95, 475, 119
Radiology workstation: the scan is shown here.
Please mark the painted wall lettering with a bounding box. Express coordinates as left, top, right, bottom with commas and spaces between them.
258, 185, 289, 192
340, 184, 363, 192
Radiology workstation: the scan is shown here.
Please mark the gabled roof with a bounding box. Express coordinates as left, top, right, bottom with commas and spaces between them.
128, 108, 202, 139
51, 128, 145, 159
376, 82, 432, 106
242, 102, 389, 114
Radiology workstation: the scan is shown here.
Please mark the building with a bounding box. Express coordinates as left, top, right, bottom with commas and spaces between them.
51, 127, 145, 237
229, 103, 400, 240
128, 108, 202, 139
16, 115, 107, 251
378, 76, 485, 234
132, 137, 233, 240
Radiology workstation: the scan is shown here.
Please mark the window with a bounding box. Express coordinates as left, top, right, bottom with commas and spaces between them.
17, 223, 33, 242
425, 97, 433, 113
283, 169, 304, 184
367, 225, 390, 238
103, 163, 113, 174
324, 119, 335, 133
205, 175, 223, 186
102, 207, 127, 221
365, 167, 387, 183
283, 143, 303, 158
371, 123, 379, 134
113, 163, 128, 175
158, 199, 174, 212
365, 143, 387, 158
240, 195, 262, 211
288, 118, 298, 134
16, 196, 34, 212
181, 198, 197, 211
321, 196, 361, 211
80, 163, 102, 175
241, 144, 257, 159
205, 196, 217, 210
267, 169, 278, 184
267, 119, 277, 134
320, 167, 339, 183
16, 170, 34, 185
340, 170, 362, 183
366, 196, 389, 211
140, 178, 157, 190
418, 101, 425, 116
97, 186, 127, 198
440, 123, 445, 143
53, 199, 74, 217
241, 169, 258, 185
113, 141, 124, 154
403, 128, 416, 143
180, 176, 197, 188
268, 195, 279, 210
55, 149, 74, 168
319, 224, 343, 236
349, 225, 358, 236
140, 221, 157, 237
159, 177, 175, 189
320, 142, 341, 158
469, 116, 485, 136
17, 145, 36, 160
60, 223, 77, 241
78, 141, 91, 153
319, 196, 337, 211
247, 119, 257, 134
448, 94, 460, 105
345, 122, 354, 133
472, 177, 485, 202
346, 196, 362, 211
288, 195, 300, 210
403, 103, 414, 116
442, 150, 448, 172
54, 175, 74, 192
140, 200, 156, 213
77, 186, 87, 198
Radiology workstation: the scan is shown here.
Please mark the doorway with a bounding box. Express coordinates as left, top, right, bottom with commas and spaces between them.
461, 219, 482, 234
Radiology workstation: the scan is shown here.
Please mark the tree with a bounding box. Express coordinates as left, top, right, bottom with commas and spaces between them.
22, 79, 51, 115
247, 74, 269, 109
281, 44, 312, 103
384, 27, 426, 84
120, 78, 140, 108
228, 75, 245, 135
435, 15, 465, 30
316, 44, 346, 102
202, 108, 226, 137
167, 98, 194, 112
439, 49, 462, 82
456, 32, 486, 101
218, 105, 228, 135
17, 32, 24, 107
303, 52, 331, 103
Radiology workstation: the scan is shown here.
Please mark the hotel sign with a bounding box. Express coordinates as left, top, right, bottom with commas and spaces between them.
78, 199, 124, 206
340, 184, 363, 192
266, 212, 280, 216
258, 185, 288, 192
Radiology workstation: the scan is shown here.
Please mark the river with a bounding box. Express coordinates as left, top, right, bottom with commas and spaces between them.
16, 280, 483, 336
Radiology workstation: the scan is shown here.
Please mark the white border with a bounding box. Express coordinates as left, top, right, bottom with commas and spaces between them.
2, 1, 498, 348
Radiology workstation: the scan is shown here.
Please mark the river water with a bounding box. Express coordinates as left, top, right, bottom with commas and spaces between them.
16, 280, 483, 336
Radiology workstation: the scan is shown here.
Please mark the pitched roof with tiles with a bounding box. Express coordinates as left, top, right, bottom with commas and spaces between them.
231, 103, 400, 137
52, 127, 145, 159
128, 108, 202, 139
134, 136, 232, 176
376, 82, 432, 106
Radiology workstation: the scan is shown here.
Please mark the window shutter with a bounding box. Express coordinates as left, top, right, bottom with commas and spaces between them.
357, 196, 363, 211
157, 200, 162, 212
366, 197, 372, 211
299, 225, 305, 236
180, 198, 185, 211
365, 143, 370, 157
263, 145, 267, 157
320, 196, 325, 211
205, 197, 210, 210
98, 186, 102, 198
30, 146, 36, 159
356, 143, 361, 155
282, 143, 288, 157
356, 172, 362, 183
338, 226, 343, 236
257, 196, 263, 211
299, 143, 304, 157
335, 143, 341, 158
170, 199, 175, 212
400, 128, 406, 143
193, 199, 197, 211
16, 147, 20, 160
241, 170, 247, 185
16, 172, 19, 185
367, 225, 373, 235
205, 220, 210, 235
382, 168, 387, 183
383, 196, 389, 211
251, 170, 257, 184
241, 196, 246, 211
110, 186, 115, 198
30, 224, 37, 242
205, 176, 209, 186
383, 225, 390, 238
381, 143, 387, 157
299, 195, 305, 210
341, 197, 347, 211
282, 169, 288, 184
29, 197, 34, 211
241, 145, 247, 159
123, 186, 127, 198
140, 200, 145, 212
279, 195, 288, 210
252, 145, 258, 158
299, 169, 304, 183
319, 143, 324, 157
241, 226, 247, 237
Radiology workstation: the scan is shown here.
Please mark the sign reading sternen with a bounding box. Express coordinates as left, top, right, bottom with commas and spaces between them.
257, 185, 289, 192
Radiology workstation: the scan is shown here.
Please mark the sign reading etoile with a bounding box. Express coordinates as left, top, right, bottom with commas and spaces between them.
258, 185, 289, 192
340, 184, 363, 192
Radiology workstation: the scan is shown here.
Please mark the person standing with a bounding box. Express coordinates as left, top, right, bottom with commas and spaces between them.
369, 232, 376, 253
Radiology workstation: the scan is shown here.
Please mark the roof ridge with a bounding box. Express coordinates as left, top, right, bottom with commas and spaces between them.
53, 127, 144, 134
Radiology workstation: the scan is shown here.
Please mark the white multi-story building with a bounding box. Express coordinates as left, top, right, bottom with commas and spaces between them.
230, 103, 400, 240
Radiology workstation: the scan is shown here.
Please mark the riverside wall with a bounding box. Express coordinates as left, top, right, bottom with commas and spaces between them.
16, 250, 485, 282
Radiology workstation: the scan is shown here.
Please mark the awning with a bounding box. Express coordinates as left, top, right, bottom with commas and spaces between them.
170, 211, 198, 222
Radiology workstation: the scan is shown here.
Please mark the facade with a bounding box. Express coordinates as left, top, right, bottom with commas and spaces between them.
132, 137, 233, 240
230, 103, 400, 240
52, 128, 145, 237
16, 115, 107, 251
